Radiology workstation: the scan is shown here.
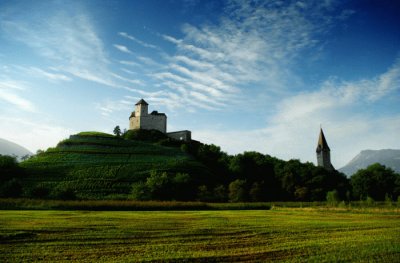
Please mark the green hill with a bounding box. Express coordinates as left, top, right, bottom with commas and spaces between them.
20, 131, 209, 200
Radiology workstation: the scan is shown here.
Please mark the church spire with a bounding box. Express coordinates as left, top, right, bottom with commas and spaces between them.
316, 128, 334, 170
316, 128, 330, 152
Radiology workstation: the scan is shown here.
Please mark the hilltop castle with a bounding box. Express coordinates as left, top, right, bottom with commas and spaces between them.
129, 99, 191, 141
316, 128, 334, 170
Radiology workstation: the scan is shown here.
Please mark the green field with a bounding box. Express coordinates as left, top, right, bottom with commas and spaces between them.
1, 208, 399, 262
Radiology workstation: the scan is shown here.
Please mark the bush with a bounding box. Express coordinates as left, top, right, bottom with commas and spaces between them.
51, 185, 76, 200
197, 185, 212, 202
229, 179, 247, 202
30, 184, 50, 199
0, 155, 18, 168
249, 182, 264, 202
124, 129, 167, 142
131, 182, 151, 201
326, 190, 340, 206
213, 185, 228, 202
366, 196, 375, 206
0, 178, 23, 197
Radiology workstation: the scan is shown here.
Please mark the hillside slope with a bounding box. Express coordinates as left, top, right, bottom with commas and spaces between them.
20, 132, 209, 199
339, 149, 400, 176
0, 138, 32, 159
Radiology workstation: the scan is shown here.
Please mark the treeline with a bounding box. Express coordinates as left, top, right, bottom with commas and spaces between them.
1, 130, 400, 202
178, 142, 399, 202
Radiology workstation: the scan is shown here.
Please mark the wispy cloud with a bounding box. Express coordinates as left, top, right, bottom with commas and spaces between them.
151, 0, 344, 111
0, 3, 117, 88
0, 77, 35, 112
17, 66, 72, 82
195, 58, 400, 167
0, 89, 35, 112
113, 44, 133, 54
119, 32, 160, 50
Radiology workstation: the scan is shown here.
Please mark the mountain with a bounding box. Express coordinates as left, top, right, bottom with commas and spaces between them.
339, 149, 400, 176
0, 138, 32, 159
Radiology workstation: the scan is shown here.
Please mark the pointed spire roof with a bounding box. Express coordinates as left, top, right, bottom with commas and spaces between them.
316, 128, 330, 152
135, 99, 148, 106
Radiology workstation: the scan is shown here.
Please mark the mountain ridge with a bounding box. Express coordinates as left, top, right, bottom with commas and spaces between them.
339, 149, 400, 176
0, 138, 32, 159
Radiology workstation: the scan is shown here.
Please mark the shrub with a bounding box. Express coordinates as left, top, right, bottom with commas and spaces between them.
131, 182, 151, 201
0, 178, 23, 197
249, 182, 264, 202
197, 185, 212, 202
228, 179, 247, 202
30, 184, 50, 199
213, 185, 228, 202
385, 193, 393, 207
326, 190, 340, 206
124, 129, 167, 142
51, 185, 76, 200
366, 196, 375, 206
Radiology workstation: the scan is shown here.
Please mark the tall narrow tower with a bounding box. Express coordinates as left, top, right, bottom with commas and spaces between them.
135, 99, 148, 116
316, 128, 334, 170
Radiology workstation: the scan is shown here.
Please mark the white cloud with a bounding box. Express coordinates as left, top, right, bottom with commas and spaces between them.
18, 66, 72, 82
0, 116, 74, 152
151, 0, 343, 111
0, 77, 35, 112
0, 5, 118, 88
0, 89, 35, 112
113, 44, 133, 54
119, 32, 160, 50
195, 58, 400, 168
119, 60, 141, 67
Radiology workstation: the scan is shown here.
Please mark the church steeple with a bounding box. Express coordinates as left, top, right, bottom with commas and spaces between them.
316, 128, 330, 152
316, 128, 334, 170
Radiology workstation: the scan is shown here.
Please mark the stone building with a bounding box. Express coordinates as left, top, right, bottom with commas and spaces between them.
316, 128, 334, 170
129, 99, 167, 133
129, 99, 191, 141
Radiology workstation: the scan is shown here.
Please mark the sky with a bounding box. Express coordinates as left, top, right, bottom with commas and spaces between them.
0, 0, 399, 168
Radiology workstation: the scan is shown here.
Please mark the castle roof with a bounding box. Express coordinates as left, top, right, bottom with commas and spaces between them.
135, 99, 148, 106
150, 110, 166, 116
316, 128, 330, 152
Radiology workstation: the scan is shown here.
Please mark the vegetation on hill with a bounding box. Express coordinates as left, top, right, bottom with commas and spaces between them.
1, 130, 399, 202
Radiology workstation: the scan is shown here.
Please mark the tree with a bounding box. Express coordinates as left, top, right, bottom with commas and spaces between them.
0, 178, 22, 197
228, 179, 247, 202
213, 185, 228, 202
249, 182, 264, 202
351, 163, 399, 201
113, 125, 122, 137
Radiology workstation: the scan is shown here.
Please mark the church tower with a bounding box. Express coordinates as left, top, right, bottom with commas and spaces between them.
316, 128, 334, 170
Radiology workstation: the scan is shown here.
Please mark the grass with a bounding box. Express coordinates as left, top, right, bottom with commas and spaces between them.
19, 133, 209, 199
0, 198, 271, 211
1, 208, 399, 262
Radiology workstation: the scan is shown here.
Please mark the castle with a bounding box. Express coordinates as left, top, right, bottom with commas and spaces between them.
316, 128, 334, 170
129, 99, 191, 141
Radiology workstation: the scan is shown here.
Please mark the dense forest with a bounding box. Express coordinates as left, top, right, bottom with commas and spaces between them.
1, 130, 399, 202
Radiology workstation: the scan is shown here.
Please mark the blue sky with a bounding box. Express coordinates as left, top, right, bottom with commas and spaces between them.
0, 0, 399, 168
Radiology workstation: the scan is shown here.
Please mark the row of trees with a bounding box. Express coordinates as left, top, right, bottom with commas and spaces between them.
122, 139, 400, 202
1, 130, 400, 201
179, 142, 400, 202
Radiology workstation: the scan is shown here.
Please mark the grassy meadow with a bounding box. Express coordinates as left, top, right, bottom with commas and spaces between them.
1, 207, 399, 262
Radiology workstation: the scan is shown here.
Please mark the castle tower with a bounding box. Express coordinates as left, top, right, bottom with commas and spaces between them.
135, 99, 148, 116
316, 128, 334, 170
129, 99, 167, 133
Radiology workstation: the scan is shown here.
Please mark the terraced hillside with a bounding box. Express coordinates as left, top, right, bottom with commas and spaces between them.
20, 132, 209, 199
